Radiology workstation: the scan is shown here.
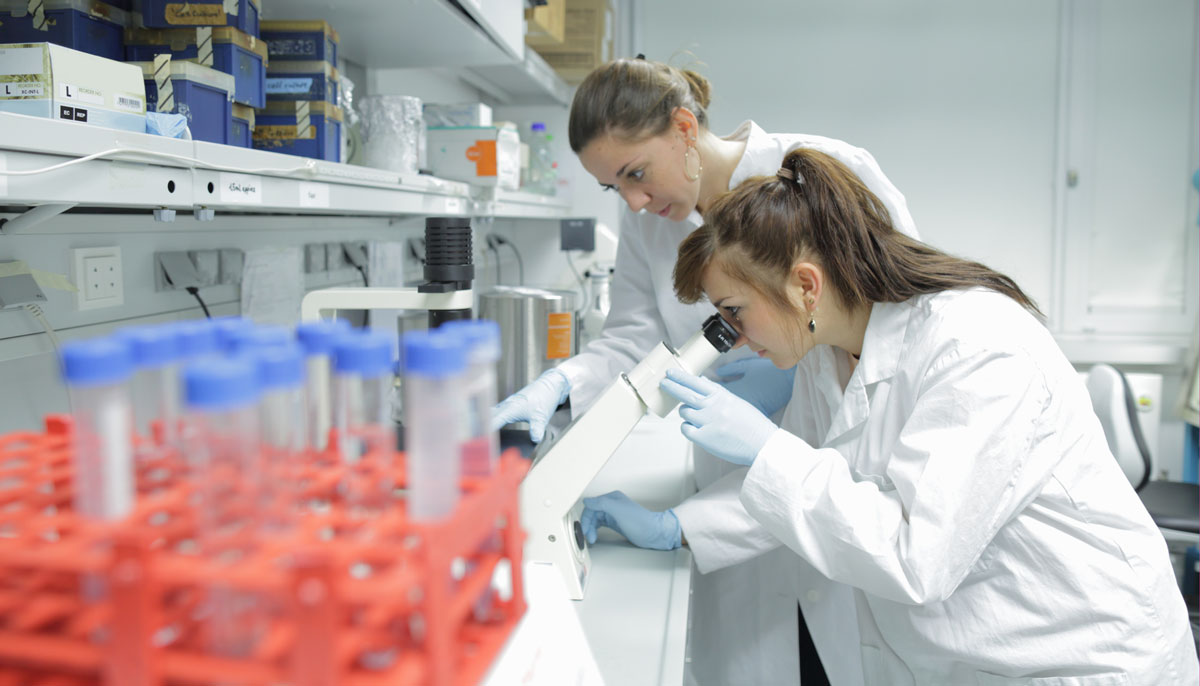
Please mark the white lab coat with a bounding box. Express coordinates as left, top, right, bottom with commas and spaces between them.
557, 121, 918, 686
740, 289, 1199, 685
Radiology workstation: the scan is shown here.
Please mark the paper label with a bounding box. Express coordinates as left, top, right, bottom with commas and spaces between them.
164, 2, 225, 25
253, 124, 315, 142
59, 83, 104, 105
546, 312, 572, 359
0, 82, 45, 98
298, 181, 329, 208
0, 47, 44, 75
266, 77, 314, 95
219, 172, 263, 204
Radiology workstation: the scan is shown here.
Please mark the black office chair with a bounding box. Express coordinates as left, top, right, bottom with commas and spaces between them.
1085, 364, 1199, 543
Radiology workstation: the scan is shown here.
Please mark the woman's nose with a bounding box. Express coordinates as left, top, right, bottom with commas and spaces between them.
620, 187, 650, 213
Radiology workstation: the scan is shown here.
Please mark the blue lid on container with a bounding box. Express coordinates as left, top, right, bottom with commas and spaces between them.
226, 325, 292, 354
119, 325, 181, 367
183, 356, 259, 410
255, 341, 305, 389
403, 330, 466, 378
61, 337, 135, 387
296, 319, 352, 356
438, 319, 500, 362
211, 316, 254, 351
333, 331, 394, 376
171, 320, 219, 357
531, 122, 546, 132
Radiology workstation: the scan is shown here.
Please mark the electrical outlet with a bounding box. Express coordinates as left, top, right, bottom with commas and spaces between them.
189, 250, 220, 286
73, 247, 124, 310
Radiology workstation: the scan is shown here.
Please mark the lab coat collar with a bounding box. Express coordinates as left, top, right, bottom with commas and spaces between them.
685, 120, 768, 227
821, 300, 910, 446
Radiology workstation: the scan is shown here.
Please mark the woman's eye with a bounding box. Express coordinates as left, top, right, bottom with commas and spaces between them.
628, 169, 644, 182
726, 306, 741, 322
600, 183, 617, 192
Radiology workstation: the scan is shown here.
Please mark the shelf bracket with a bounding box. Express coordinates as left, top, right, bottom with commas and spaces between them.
0, 203, 76, 234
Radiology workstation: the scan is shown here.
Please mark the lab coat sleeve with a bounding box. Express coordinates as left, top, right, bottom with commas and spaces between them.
556, 209, 672, 411
673, 468, 784, 574
740, 345, 1052, 605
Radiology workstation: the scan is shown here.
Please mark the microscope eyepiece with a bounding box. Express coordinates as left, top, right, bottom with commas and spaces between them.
701, 313, 738, 353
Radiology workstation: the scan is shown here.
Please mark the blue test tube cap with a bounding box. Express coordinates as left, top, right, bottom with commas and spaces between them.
119, 325, 180, 367
403, 330, 466, 378
171, 320, 219, 357
226, 325, 292, 355
210, 316, 254, 352
296, 319, 352, 357
438, 319, 500, 362
61, 337, 134, 387
183, 356, 259, 410
255, 341, 305, 389
333, 330, 394, 376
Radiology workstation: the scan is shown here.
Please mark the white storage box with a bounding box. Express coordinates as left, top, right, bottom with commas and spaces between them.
0, 42, 146, 133
427, 125, 520, 189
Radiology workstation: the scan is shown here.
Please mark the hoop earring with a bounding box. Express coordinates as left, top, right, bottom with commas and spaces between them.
684, 145, 702, 182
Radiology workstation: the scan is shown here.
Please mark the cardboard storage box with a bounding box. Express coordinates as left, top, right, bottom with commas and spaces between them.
132, 0, 260, 37
125, 25, 268, 107
0, 42, 146, 133
253, 100, 341, 162
427, 126, 520, 190
133, 58, 233, 144
527, 0, 612, 84
524, 0, 564, 46
260, 20, 338, 65
0, 0, 129, 61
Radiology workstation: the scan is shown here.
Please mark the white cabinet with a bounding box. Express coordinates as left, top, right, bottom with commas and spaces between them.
1053, 0, 1199, 364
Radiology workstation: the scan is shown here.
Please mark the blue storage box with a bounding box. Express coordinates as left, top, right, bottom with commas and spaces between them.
125, 25, 267, 107
259, 20, 338, 64
265, 60, 337, 105
134, 58, 232, 144
131, 0, 258, 36
230, 102, 253, 147
0, 0, 129, 61
253, 101, 341, 162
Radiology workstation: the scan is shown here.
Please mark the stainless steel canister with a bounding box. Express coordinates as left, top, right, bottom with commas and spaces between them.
478, 286, 577, 400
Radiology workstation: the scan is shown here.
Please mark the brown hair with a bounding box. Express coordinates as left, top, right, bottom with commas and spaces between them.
674, 148, 1042, 321
568, 57, 712, 153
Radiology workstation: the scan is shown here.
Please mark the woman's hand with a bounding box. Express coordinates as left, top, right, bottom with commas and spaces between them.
660, 368, 780, 466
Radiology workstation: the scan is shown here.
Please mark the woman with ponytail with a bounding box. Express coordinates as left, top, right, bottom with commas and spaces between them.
493, 56, 918, 686
629, 147, 1197, 684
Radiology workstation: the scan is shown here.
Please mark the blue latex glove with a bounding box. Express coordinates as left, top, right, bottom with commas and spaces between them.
715, 358, 796, 417
581, 491, 682, 550
660, 368, 780, 466
490, 368, 571, 442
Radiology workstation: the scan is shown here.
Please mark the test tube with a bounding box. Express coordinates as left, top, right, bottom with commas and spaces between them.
171, 319, 219, 360
403, 330, 467, 521
252, 341, 307, 529
181, 356, 263, 657
296, 319, 351, 451
120, 325, 182, 449
225, 325, 292, 356
438, 319, 501, 477
332, 330, 397, 517
210, 316, 254, 353
61, 338, 136, 521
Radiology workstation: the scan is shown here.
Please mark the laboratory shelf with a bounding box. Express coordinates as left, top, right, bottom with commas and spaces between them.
0, 113, 571, 220
267, 0, 571, 106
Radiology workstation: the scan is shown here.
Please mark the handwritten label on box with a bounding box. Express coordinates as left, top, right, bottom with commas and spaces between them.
219, 172, 263, 204
298, 181, 329, 208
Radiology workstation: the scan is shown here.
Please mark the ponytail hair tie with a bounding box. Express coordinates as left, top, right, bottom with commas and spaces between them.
777, 167, 804, 185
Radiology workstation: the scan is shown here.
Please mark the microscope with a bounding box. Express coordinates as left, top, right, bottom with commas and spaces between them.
519, 313, 738, 599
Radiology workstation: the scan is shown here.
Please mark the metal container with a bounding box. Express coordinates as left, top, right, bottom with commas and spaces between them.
478, 286, 577, 399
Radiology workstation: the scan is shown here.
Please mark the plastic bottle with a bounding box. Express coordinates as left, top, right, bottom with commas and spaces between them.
181, 355, 263, 657
332, 330, 397, 517
296, 319, 351, 452
439, 319, 500, 477
403, 329, 467, 521
528, 122, 556, 196
579, 266, 613, 349
61, 338, 136, 521
120, 325, 183, 450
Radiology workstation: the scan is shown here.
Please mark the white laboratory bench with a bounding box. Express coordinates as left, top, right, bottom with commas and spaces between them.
484, 414, 696, 686
577, 414, 697, 686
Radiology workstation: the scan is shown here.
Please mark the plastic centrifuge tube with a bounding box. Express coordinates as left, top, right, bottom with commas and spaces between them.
61, 338, 136, 521
332, 330, 397, 517
252, 341, 307, 527
171, 319, 219, 359
438, 319, 500, 477
296, 319, 351, 452
225, 325, 293, 356
120, 325, 183, 450
181, 355, 264, 658
403, 329, 467, 521
210, 316, 255, 353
